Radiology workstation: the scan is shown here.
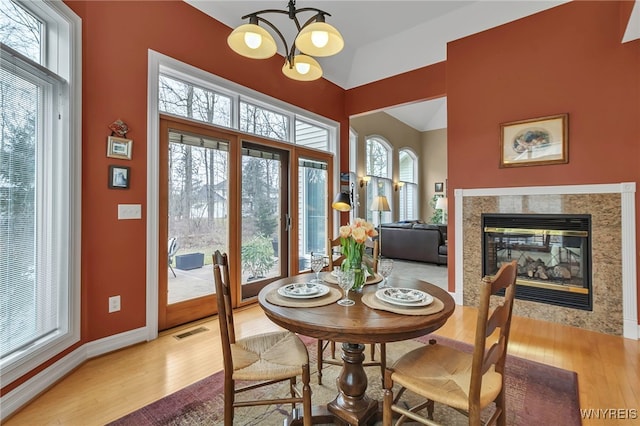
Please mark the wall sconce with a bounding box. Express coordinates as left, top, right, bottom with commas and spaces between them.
394, 181, 405, 191
332, 182, 354, 211
359, 175, 371, 188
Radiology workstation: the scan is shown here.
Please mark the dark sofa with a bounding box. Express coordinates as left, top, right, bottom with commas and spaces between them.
379, 222, 447, 265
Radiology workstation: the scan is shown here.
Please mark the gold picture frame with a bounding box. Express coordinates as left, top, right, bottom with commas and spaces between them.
500, 114, 568, 168
107, 136, 133, 160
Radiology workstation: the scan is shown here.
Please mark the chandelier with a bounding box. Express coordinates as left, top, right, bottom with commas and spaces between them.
227, 0, 344, 81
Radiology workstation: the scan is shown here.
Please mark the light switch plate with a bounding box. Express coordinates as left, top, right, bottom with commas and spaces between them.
118, 204, 142, 220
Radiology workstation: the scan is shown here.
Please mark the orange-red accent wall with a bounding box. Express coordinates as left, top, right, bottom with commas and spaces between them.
445, 1, 639, 306
345, 1, 639, 312
69, 0, 346, 338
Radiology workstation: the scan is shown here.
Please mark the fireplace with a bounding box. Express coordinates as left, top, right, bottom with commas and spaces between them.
482, 213, 592, 311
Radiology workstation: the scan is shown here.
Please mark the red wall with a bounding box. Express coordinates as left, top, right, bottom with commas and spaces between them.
346, 1, 639, 318
70, 0, 347, 339
446, 1, 639, 303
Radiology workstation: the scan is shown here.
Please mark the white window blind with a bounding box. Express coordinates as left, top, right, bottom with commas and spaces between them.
1, 0, 80, 387
398, 149, 418, 220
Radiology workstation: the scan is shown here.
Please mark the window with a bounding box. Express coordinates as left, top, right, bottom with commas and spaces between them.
0, 0, 80, 382
298, 158, 328, 265
240, 100, 289, 141
159, 74, 231, 127
295, 119, 329, 151
348, 128, 357, 222
365, 136, 392, 224
398, 149, 418, 220
158, 67, 335, 151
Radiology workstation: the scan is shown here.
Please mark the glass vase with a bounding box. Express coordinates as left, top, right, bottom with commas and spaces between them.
343, 246, 365, 291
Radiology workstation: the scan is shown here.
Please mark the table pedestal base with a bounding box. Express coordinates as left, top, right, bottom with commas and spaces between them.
327, 343, 379, 425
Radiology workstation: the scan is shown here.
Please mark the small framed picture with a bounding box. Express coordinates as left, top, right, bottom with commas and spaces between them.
107, 136, 133, 160
500, 114, 568, 168
108, 165, 130, 189
434, 182, 444, 193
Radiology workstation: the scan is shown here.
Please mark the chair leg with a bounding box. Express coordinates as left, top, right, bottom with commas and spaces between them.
317, 339, 324, 385
330, 340, 336, 358
496, 388, 506, 426
426, 399, 435, 420
379, 342, 386, 385
290, 376, 297, 405
169, 264, 176, 278
382, 368, 394, 426
302, 365, 312, 426
224, 377, 234, 426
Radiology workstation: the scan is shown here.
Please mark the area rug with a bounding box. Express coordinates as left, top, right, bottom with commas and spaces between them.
109, 335, 580, 425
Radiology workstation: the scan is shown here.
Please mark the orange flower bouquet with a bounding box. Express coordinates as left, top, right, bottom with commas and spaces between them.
338, 218, 378, 290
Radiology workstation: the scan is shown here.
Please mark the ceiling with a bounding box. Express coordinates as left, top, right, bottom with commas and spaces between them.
186, 0, 637, 131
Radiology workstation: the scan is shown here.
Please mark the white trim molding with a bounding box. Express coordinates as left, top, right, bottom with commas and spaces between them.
0, 327, 147, 421
454, 182, 638, 340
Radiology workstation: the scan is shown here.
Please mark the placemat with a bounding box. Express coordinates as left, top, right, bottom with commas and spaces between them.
361, 291, 444, 316
322, 271, 383, 285
265, 286, 342, 308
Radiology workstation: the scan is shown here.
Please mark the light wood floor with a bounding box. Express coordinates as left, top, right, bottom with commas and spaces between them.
4, 304, 639, 425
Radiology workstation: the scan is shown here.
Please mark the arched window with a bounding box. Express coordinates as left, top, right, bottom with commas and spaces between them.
398, 149, 418, 220
365, 136, 392, 224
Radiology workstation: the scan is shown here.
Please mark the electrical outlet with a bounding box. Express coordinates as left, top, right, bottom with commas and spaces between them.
109, 295, 121, 313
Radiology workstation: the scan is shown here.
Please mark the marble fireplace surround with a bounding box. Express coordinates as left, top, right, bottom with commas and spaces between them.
453, 183, 638, 339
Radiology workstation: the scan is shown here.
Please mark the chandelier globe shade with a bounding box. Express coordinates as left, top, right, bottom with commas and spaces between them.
295, 21, 344, 57
227, 23, 277, 59
282, 54, 323, 81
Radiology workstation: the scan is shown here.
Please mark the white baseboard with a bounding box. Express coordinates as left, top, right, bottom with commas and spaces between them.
0, 327, 148, 421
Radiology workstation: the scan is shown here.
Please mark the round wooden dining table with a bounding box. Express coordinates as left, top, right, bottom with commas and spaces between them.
258, 274, 455, 425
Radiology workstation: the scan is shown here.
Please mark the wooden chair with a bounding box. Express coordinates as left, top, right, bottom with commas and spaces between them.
212, 251, 312, 426
382, 260, 518, 426
167, 237, 178, 278
318, 237, 385, 385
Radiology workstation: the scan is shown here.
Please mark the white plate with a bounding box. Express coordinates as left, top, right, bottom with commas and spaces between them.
375, 288, 434, 307
278, 283, 330, 299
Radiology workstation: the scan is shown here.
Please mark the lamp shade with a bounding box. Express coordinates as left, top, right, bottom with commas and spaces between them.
227, 23, 277, 59
435, 197, 448, 210
282, 54, 323, 81
332, 191, 351, 211
370, 195, 390, 212
295, 21, 344, 57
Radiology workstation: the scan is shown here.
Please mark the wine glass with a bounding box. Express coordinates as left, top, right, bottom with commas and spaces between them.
337, 269, 355, 306
378, 258, 394, 288
310, 253, 324, 284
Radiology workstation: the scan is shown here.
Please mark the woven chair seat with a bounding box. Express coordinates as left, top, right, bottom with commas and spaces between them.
391, 343, 502, 412
232, 330, 309, 381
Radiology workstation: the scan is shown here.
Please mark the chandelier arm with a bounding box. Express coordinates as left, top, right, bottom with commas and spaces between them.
253, 16, 291, 61
299, 13, 323, 30
240, 9, 289, 21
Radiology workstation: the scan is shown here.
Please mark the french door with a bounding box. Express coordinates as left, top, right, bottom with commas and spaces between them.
159, 117, 238, 330
239, 142, 289, 300
158, 116, 334, 329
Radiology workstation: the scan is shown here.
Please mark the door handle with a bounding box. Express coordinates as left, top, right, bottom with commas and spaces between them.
285, 213, 291, 231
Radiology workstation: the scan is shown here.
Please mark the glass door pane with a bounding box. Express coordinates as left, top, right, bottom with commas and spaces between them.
167, 131, 229, 304
297, 158, 328, 271
240, 142, 287, 300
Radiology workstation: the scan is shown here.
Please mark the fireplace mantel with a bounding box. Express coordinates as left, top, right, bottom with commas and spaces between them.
453, 183, 637, 339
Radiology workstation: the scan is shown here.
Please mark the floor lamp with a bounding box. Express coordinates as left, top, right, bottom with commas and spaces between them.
370, 195, 390, 257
